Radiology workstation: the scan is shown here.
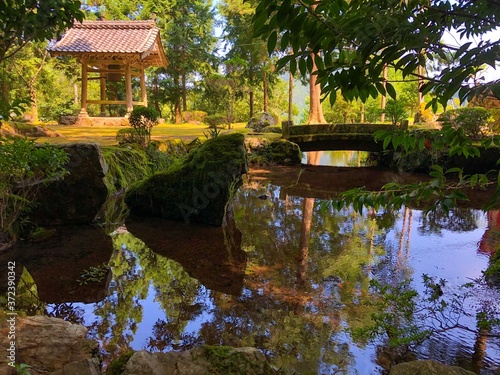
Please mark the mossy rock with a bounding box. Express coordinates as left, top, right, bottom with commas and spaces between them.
124, 133, 247, 226
247, 138, 301, 166
485, 249, 500, 285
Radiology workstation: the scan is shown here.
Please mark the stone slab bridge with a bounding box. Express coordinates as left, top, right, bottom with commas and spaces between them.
282, 122, 405, 152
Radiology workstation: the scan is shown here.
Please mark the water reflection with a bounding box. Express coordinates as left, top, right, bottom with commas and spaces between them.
302, 150, 370, 167
1, 168, 500, 373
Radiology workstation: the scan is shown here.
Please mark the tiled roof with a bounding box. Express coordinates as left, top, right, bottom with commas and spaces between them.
48, 20, 168, 67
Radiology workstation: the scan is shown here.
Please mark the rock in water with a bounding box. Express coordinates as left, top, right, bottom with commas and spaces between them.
125, 133, 247, 226
389, 360, 476, 375
31, 143, 108, 225
0, 316, 97, 374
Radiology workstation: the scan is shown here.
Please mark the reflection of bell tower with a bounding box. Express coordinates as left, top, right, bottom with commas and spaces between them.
478, 211, 500, 255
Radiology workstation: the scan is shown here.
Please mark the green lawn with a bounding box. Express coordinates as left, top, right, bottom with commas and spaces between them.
34, 122, 270, 146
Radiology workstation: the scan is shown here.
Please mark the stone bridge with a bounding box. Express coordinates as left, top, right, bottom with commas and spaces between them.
282, 122, 404, 152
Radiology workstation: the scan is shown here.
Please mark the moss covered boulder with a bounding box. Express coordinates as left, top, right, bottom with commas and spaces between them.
125, 133, 247, 226
246, 138, 302, 166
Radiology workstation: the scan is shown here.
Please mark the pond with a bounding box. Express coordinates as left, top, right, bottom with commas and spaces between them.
4, 164, 500, 374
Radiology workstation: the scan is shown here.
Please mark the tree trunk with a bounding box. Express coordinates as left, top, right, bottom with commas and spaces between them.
263, 70, 269, 112
307, 53, 327, 124
29, 84, 38, 123
249, 65, 254, 119
174, 99, 182, 124
288, 71, 293, 122
182, 69, 187, 112
380, 64, 388, 123
418, 64, 424, 105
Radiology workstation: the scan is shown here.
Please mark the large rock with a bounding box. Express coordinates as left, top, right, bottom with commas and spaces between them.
52, 358, 101, 375
246, 112, 275, 132
121, 347, 271, 375
389, 360, 476, 375
245, 138, 301, 166
0, 316, 97, 375
125, 133, 247, 226
31, 143, 108, 225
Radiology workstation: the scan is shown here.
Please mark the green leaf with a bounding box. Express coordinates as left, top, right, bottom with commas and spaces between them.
386, 82, 397, 100
267, 31, 277, 55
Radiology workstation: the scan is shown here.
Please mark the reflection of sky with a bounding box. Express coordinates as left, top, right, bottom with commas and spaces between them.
386, 210, 490, 287
45, 181, 500, 373
302, 151, 370, 167
133, 283, 168, 349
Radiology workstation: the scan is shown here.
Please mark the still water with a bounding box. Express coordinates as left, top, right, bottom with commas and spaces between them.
6, 165, 500, 374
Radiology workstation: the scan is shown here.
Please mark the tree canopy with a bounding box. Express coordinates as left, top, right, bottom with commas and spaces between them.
254, 0, 500, 110
0, 0, 84, 62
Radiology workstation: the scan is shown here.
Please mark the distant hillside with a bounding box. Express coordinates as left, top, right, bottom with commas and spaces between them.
280, 74, 309, 124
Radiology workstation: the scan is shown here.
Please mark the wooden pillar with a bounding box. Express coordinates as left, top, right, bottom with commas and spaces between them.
76, 60, 91, 125
140, 65, 147, 107
80, 60, 88, 116
100, 64, 107, 116
125, 62, 133, 113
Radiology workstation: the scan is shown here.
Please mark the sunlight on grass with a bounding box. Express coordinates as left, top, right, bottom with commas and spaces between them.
36, 122, 255, 146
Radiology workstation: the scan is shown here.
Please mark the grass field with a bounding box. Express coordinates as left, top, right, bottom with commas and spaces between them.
32, 122, 276, 146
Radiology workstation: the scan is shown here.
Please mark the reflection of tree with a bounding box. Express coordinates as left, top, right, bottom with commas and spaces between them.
418, 207, 480, 235
87, 230, 206, 360
88, 233, 149, 359
224, 179, 395, 372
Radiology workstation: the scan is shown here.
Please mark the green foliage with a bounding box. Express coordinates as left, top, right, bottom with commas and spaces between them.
0, 137, 68, 241
106, 350, 135, 375
254, 0, 500, 110
0, 99, 30, 127
414, 102, 435, 124
116, 128, 142, 145
0, 0, 84, 61
204, 346, 271, 374
77, 263, 109, 285
484, 249, 500, 284
182, 110, 207, 123
262, 125, 282, 133
204, 127, 222, 139
247, 139, 301, 166
438, 107, 491, 140
382, 100, 408, 125
124, 133, 247, 225
127, 106, 159, 146
353, 278, 429, 348
101, 144, 175, 194
353, 275, 500, 351
14, 363, 32, 375
204, 114, 227, 129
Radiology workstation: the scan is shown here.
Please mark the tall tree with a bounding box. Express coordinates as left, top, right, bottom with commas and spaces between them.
145, 0, 217, 123
254, 0, 500, 110
219, 0, 275, 119
96, 0, 217, 123
0, 0, 83, 123
0, 0, 84, 62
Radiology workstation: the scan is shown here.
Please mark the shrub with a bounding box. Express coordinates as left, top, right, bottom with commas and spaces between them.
383, 100, 408, 125
182, 110, 207, 123
0, 138, 69, 243
204, 114, 227, 129
127, 106, 159, 146
262, 125, 282, 133
438, 107, 491, 140
116, 128, 142, 145
413, 102, 435, 124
